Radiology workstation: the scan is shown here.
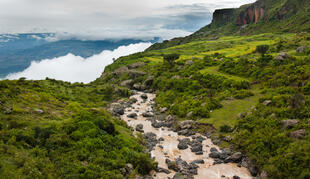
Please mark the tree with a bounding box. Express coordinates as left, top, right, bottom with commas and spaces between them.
256, 45, 269, 57
163, 53, 180, 66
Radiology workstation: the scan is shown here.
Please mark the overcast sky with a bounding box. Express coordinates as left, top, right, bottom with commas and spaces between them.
0, 0, 255, 40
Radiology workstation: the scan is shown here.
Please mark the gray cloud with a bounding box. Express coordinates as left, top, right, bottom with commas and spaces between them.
0, 0, 256, 40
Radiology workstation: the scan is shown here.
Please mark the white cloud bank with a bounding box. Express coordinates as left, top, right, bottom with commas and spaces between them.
5, 42, 152, 83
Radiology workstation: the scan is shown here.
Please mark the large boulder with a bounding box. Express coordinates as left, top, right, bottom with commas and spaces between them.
281, 119, 299, 129
128, 70, 147, 79
177, 138, 190, 150
113, 105, 125, 115
290, 129, 306, 139
120, 79, 134, 88
136, 124, 144, 133
128, 62, 145, 69
127, 113, 138, 119
296, 46, 310, 53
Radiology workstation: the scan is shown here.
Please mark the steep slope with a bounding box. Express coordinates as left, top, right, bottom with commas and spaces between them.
148, 0, 310, 51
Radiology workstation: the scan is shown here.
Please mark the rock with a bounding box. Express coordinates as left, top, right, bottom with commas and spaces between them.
233, 176, 240, 179
195, 151, 203, 155
223, 136, 232, 142
128, 70, 147, 79
191, 145, 203, 153
158, 137, 164, 141
34, 109, 44, 114
178, 138, 190, 150
281, 119, 299, 129
120, 168, 127, 175
157, 167, 170, 174
133, 84, 146, 91
290, 129, 306, 139
158, 145, 164, 149
143, 76, 154, 87
159, 107, 168, 113
113, 66, 129, 77
127, 113, 138, 119
129, 97, 138, 104
308, 119, 310, 124
185, 60, 194, 66
192, 160, 204, 164
274, 55, 284, 61
209, 151, 221, 159
296, 46, 310, 53
141, 94, 148, 99
136, 124, 144, 132
186, 111, 194, 118
142, 112, 154, 117
180, 120, 194, 130
196, 136, 206, 142
125, 163, 134, 174
120, 79, 134, 88
230, 152, 242, 162
279, 52, 290, 58
263, 100, 272, 106
4, 107, 12, 114
113, 105, 124, 115
213, 158, 223, 165
210, 147, 218, 153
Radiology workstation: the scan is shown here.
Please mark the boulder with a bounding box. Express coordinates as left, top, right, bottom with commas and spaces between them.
263, 100, 272, 106
156, 167, 170, 174
113, 105, 125, 115
230, 152, 242, 162
142, 112, 154, 117
186, 111, 194, 118
190, 145, 203, 153
296, 46, 310, 53
143, 76, 154, 87
120, 80, 134, 88
233, 176, 240, 179
127, 113, 138, 119
113, 66, 129, 77
34, 109, 44, 114
290, 129, 306, 139
279, 52, 290, 58
4, 107, 12, 114
238, 112, 246, 119
125, 163, 134, 174
192, 160, 204, 164
129, 97, 138, 104
178, 138, 190, 150
128, 70, 147, 79
209, 151, 221, 159
281, 119, 299, 129
141, 94, 148, 99
136, 124, 144, 133
185, 60, 194, 66
133, 84, 146, 91
159, 107, 168, 113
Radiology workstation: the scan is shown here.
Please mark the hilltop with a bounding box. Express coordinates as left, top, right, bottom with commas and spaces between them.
148, 0, 310, 51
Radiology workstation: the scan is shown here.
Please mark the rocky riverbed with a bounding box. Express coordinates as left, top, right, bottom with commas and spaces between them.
112, 91, 253, 179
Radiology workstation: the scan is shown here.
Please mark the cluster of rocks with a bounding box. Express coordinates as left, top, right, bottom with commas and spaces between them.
143, 132, 159, 151
165, 157, 199, 178
177, 136, 205, 155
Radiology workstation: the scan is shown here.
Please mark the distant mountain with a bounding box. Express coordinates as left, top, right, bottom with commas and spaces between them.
0, 33, 159, 78
147, 0, 310, 51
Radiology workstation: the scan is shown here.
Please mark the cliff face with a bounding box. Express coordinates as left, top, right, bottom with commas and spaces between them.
237, 1, 266, 25
212, 9, 235, 24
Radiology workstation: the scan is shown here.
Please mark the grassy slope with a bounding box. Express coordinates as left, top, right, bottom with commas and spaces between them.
101, 32, 310, 178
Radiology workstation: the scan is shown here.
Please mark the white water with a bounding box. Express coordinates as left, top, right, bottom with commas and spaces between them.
121, 92, 252, 179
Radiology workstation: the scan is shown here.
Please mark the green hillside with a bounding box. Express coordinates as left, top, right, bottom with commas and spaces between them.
100, 32, 310, 178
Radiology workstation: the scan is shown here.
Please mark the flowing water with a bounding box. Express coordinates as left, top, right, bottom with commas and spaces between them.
120, 92, 252, 179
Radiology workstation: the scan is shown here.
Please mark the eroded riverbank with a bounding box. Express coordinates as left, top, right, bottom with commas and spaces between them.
115, 91, 252, 179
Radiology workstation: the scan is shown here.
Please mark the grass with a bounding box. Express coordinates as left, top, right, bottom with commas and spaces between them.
200, 66, 249, 82
199, 85, 262, 129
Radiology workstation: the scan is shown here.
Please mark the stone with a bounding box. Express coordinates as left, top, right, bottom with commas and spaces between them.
113, 105, 124, 115
172, 173, 184, 179
136, 124, 144, 133
191, 145, 203, 153
230, 152, 242, 162
209, 151, 221, 159
185, 60, 194, 66
263, 100, 272, 106
281, 119, 299, 129
195, 151, 203, 155
186, 111, 194, 118
120, 79, 134, 88
142, 112, 154, 117
238, 112, 246, 119
141, 94, 148, 99
129, 97, 138, 104
4, 107, 12, 114
290, 129, 306, 139
133, 84, 146, 91
279, 52, 290, 58
296, 46, 310, 53
192, 160, 204, 164
210, 147, 218, 153
159, 107, 168, 113
260, 170, 268, 178
178, 138, 190, 150
157, 167, 170, 174
34, 109, 44, 114
125, 163, 134, 174
128, 62, 145, 69
233, 176, 240, 179
127, 113, 138, 119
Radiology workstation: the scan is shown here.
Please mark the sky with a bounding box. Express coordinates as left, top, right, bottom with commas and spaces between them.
0, 0, 256, 40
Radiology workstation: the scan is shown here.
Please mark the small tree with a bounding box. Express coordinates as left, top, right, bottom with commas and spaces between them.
163, 53, 180, 66
256, 45, 269, 57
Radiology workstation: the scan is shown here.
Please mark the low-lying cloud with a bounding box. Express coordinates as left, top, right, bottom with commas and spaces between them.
5, 42, 152, 83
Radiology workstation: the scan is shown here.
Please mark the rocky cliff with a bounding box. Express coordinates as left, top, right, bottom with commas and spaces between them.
237, 1, 265, 25
212, 8, 235, 24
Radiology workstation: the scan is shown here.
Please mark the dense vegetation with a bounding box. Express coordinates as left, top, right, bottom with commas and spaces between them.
101, 32, 310, 178
0, 79, 155, 178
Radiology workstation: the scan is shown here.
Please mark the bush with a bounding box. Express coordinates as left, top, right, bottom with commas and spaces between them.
256, 45, 269, 57
163, 53, 180, 66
